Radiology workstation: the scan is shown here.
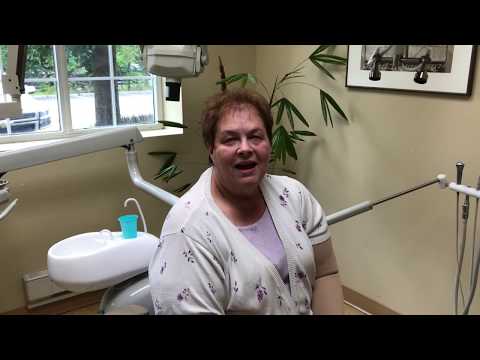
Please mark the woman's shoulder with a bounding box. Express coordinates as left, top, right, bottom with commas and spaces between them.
161, 179, 209, 234
263, 173, 306, 192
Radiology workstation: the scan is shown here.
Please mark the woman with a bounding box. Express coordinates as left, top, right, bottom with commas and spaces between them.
148, 88, 344, 314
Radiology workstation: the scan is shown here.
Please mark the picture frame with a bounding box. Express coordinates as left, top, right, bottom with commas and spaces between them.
346, 45, 477, 96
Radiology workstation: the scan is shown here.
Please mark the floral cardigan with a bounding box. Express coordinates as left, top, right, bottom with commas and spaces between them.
148, 167, 331, 314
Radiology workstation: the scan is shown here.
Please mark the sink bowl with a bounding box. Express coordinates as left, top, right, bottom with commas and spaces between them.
47, 231, 159, 293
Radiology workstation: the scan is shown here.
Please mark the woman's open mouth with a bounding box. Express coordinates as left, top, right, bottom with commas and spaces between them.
234, 161, 257, 174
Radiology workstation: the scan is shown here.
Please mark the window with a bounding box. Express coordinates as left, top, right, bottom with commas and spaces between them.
0, 45, 182, 144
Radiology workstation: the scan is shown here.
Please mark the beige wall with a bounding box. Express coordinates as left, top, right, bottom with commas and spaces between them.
0, 45, 256, 313
256, 45, 480, 314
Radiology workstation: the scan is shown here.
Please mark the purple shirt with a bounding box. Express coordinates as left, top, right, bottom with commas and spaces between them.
238, 208, 289, 285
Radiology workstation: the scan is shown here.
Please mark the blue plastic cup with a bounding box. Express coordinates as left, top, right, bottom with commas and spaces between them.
118, 214, 138, 239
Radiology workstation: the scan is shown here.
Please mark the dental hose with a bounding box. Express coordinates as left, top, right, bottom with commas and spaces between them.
462, 178, 480, 315
454, 161, 466, 314
454, 192, 466, 313
455, 196, 469, 314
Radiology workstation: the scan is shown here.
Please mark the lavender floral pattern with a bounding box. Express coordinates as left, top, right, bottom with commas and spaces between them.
208, 282, 216, 294
230, 250, 238, 263
279, 195, 288, 207
177, 288, 191, 302
304, 298, 310, 311
255, 284, 268, 303
294, 270, 306, 282
160, 261, 167, 274
206, 231, 213, 244
302, 220, 307, 231
295, 220, 303, 232
154, 298, 163, 313
183, 249, 195, 263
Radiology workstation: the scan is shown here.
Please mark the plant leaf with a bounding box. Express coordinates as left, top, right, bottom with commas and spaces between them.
311, 54, 347, 65
272, 126, 288, 164
159, 153, 176, 172
276, 99, 285, 125
320, 91, 329, 126
174, 183, 192, 193
322, 90, 349, 122
285, 103, 295, 130
311, 45, 331, 57
158, 121, 188, 129
289, 132, 304, 142
310, 60, 336, 80
287, 100, 309, 128
154, 164, 177, 180
294, 130, 316, 136
216, 73, 244, 85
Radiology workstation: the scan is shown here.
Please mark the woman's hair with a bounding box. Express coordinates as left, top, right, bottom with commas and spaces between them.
200, 88, 273, 149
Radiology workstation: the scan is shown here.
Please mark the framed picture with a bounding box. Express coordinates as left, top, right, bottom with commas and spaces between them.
346, 45, 477, 96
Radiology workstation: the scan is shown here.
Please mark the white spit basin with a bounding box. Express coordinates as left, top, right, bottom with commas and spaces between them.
47, 230, 159, 293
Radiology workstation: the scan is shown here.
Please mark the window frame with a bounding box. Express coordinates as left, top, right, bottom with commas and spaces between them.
0, 45, 182, 148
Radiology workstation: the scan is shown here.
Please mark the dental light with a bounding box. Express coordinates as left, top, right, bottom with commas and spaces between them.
141, 45, 208, 101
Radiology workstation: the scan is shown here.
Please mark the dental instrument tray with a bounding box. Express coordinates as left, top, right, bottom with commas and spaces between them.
47, 230, 159, 293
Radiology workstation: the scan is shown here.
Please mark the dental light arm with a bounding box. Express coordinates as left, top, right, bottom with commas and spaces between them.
0, 127, 179, 220
326, 174, 480, 225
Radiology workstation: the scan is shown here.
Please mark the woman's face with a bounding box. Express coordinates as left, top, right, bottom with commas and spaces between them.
210, 105, 271, 195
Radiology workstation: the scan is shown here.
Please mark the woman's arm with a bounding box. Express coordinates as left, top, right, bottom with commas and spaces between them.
311, 238, 344, 314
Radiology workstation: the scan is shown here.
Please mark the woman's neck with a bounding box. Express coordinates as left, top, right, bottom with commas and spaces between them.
211, 172, 266, 226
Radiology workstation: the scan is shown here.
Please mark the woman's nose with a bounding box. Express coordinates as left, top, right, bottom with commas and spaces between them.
237, 138, 253, 155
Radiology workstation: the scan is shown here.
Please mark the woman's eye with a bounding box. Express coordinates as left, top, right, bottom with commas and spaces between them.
223, 138, 236, 144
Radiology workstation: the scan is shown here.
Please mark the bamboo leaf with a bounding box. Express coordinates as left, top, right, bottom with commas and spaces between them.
276, 99, 285, 125
158, 121, 188, 129
272, 126, 289, 164
311, 54, 347, 65
294, 130, 316, 136
320, 91, 328, 126
285, 103, 295, 130
326, 97, 333, 128
216, 73, 244, 85
310, 60, 336, 80
159, 153, 176, 172
288, 100, 309, 128
284, 134, 297, 160
247, 73, 257, 84
290, 133, 304, 142
154, 164, 176, 180
269, 75, 279, 107
322, 90, 349, 122
311, 45, 331, 57
174, 183, 192, 193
